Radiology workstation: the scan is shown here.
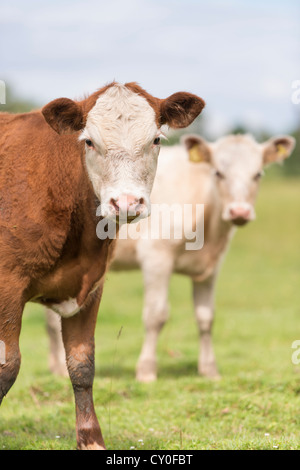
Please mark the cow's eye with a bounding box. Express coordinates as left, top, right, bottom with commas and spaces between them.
85, 139, 94, 148
254, 171, 263, 181
153, 137, 161, 146
215, 170, 225, 179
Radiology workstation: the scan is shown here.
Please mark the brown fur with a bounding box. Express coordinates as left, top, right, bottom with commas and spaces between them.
160, 91, 205, 128
0, 108, 114, 448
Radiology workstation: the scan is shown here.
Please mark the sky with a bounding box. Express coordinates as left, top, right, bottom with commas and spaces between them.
0, 0, 299, 138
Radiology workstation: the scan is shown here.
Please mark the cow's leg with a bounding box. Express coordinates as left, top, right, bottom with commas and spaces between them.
193, 275, 220, 378
136, 256, 172, 382
45, 308, 68, 376
0, 281, 24, 405
61, 287, 105, 450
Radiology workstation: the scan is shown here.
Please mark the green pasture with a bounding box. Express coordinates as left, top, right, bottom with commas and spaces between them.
0, 177, 299, 450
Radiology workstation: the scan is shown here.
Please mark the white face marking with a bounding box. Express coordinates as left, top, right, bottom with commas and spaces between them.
211, 135, 264, 222
80, 84, 161, 221
51, 298, 80, 318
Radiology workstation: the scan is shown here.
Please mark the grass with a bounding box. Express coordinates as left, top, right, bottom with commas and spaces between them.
1, 177, 300, 450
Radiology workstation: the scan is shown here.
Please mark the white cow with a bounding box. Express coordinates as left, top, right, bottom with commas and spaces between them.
46, 133, 295, 381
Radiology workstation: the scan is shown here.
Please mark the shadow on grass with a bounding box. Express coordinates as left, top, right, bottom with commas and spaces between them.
96, 358, 198, 380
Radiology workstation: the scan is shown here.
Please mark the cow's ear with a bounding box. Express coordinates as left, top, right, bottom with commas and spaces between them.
160, 92, 205, 129
42, 98, 85, 134
181, 134, 212, 163
262, 135, 296, 166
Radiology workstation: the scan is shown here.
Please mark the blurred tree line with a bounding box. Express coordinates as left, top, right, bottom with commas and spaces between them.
1, 85, 299, 177
0, 84, 39, 113
163, 114, 300, 177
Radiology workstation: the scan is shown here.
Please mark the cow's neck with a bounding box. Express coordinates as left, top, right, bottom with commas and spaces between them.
205, 180, 235, 246
26, 140, 117, 306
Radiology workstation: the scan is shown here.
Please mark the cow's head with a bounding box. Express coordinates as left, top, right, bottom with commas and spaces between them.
42, 82, 205, 223
183, 133, 295, 226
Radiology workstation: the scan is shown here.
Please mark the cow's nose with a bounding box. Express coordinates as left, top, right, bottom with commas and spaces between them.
229, 206, 251, 226
110, 195, 145, 220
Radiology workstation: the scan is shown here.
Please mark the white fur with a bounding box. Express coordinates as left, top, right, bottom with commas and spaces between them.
51, 298, 80, 318
209, 134, 264, 221
80, 84, 160, 220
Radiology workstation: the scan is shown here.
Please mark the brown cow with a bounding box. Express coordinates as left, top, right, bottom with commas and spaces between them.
0, 82, 205, 450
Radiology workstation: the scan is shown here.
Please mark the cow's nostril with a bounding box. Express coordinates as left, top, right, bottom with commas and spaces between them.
110, 198, 119, 210
137, 197, 145, 207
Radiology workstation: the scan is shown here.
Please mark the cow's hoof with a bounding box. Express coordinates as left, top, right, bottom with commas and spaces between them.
136, 359, 157, 383
199, 363, 221, 380
78, 442, 106, 450
136, 371, 157, 383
